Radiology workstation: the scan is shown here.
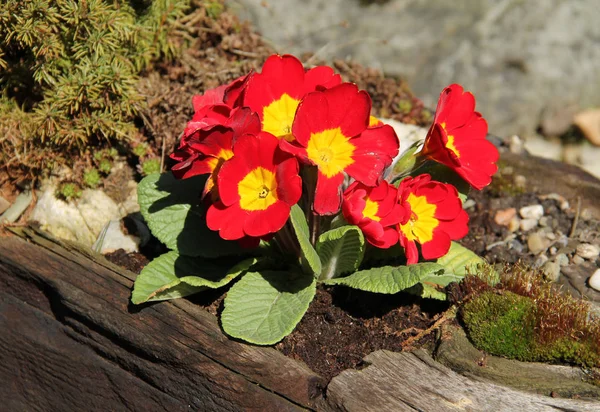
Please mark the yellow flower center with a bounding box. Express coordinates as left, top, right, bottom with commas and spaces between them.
399, 193, 438, 243
368, 115, 381, 127
262, 93, 299, 141
362, 198, 381, 221
238, 167, 278, 211
306, 127, 355, 178
441, 122, 460, 157
205, 149, 234, 195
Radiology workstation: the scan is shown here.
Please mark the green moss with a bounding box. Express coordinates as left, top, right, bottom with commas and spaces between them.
133, 142, 150, 157
83, 168, 101, 189
141, 158, 161, 176
462, 291, 536, 361
98, 158, 112, 174
205, 1, 224, 19
396, 99, 413, 114
58, 182, 82, 200
487, 172, 526, 196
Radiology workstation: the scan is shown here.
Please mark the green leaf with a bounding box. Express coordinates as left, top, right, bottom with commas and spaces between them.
317, 225, 365, 280
408, 272, 463, 300
289, 204, 321, 276
436, 242, 486, 277
131, 251, 257, 304
221, 271, 316, 345
137, 172, 242, 257
323, 262, 444, 294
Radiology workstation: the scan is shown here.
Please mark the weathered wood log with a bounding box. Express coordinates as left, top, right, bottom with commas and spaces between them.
327, 350, 600, 412
0, 228, 327, 411
2, 225, 599, 411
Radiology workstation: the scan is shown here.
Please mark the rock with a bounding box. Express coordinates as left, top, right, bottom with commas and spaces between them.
494, 208, 516, 226
519, 205, 544, 220
549, 246, 557, 255
30, 186, 128, 248
92, 219, 139, 254
561, 144, 581, 165
508, 135, 524, 154
573, 108, 600, 146
0, 190, 33, 223
528, 232, 550, 254
539, 103, 579, 137
575, 243, 600, 260
555, 253, 569, 267
513, 175, 527, 189
232, 0, 600, 138
534, 254, 549, 268
542, 261, 561, 282
509, 240, 524, 254
538, 216, 548, 227
572, 255, 585, 265
589, 268, 600, 292
539, 193, 570, 211
508, 217, 520, 233
519, 218, 538, 232
462, 199, 476, 209
0, 195, 10, 215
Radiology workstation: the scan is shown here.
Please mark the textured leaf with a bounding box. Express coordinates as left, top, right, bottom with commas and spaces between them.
409, 272, 463, 300
289, 204, 321, 276
222, 271, 316, 345
317, 225, 364, 280
131, 251, 257, 304
137, 172, 242, 257
437, 242, 486, 277
323, 262, 444, 294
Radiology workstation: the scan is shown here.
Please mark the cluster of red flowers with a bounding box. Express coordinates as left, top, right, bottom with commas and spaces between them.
171, 54, 498, 263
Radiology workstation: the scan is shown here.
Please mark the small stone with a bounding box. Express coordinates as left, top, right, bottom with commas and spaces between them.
562, 144, 581, 165
545, 232, 556, 240
528, 232, 550, 255
576, 243, 600, 260
509, 135, 524, 154
572, 255, 585, 265
574, 108, 600, 146
555, 253, 569, 267
510, 240, 524, 253
549, 246, 557, 255
520, 218, 538, 232
519, 204, 544, 220
494, 208, 516, 226
508, 217, 520, 233
534, 254, 549, 268
589, 269, 600, 292
538, 216, 548, 227
542, 261, 561, 282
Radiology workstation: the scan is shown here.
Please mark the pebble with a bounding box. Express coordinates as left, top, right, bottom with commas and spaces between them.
589, 268, 600, 292
520, 204, 544, 220
510, 239, 524, 253
538, 216, 548, 227
520, 218, 538, 232
0, 190, 33, 223
549, 246, 557, 255
528, 232, 550, 254
542, 261, 561, 282
534, 254, 549, 268
494, 208, 516, 226
555, 253, 569, 267
545, 232, 556, 240
508, 217, 520, 233
509, 135, 524, 154
514, 175, 527, 189
576, 243, 600, 260
572, 255, 585, 265
538, 193, 569, 211
574, 108, 600, 146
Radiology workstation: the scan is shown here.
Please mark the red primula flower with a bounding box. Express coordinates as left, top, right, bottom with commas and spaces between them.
397, 174, 469, 264
243, 54, 341, 141
206, 131, 302, 240
420, 84, 499, 190
280, 83, 400, 215
342, 181, 407, 248
170, 108, 261, 198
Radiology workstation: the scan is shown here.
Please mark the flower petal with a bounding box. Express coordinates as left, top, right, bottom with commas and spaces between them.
314, 172, 345, 215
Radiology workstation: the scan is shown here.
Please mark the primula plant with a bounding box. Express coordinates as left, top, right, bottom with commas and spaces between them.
132, 54, 500, 345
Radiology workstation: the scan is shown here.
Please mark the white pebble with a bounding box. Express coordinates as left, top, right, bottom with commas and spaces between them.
576, 243, 600, 260
589, 269, 600, 292
520, 218, 538, 232
519, 204, 544, 220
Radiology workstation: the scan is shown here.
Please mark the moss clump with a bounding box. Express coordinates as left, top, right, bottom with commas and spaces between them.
83, 168, 101, 189
460, 264, 600, 369
57, 182, 82, 200
463, 291, 536, 361
141, 158, 161, 176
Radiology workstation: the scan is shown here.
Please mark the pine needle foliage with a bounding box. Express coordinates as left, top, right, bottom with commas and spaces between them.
0, 0, 192, 180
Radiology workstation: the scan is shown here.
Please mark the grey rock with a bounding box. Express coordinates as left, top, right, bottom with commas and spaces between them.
533, 254, 549, 268
519, 204, 544, 220
527, 232, 549, 255
542, 261, 561, 282
0, 190, 33, 223
519, 218, 538, 232
572, 255, 585, 265
0, 195, 10, 215
230, 0, 600, 137
575, 243, 600, 260
554, 253, 569, 267
509, 239, 524, 254
92, 219, 139, 254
